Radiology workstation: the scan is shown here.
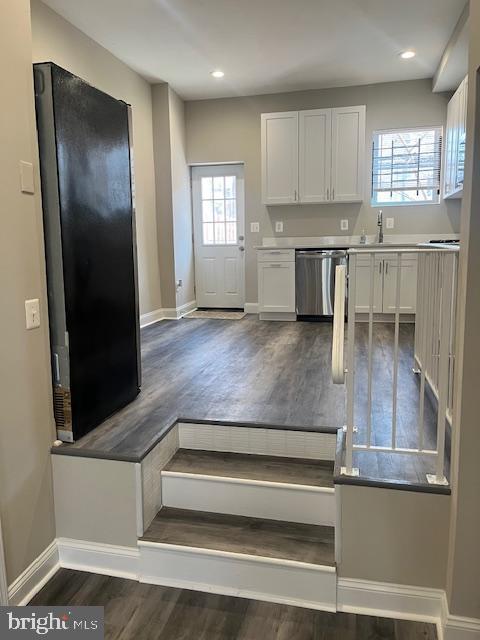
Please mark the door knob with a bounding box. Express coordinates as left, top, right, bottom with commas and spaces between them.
239, 235, 245, 241
239, 246, 245, 252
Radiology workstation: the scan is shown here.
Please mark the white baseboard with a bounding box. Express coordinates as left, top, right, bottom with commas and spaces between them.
8, 540, 59, 606
244, 302, 259, 314
138, 541, 336, 612
9, 537, 480, 639
175, 300, 197, 318
140, 308, 164, 328
337, 577, 443, 624
57, 538, 139, 581
140, 300, 197, 327
442, 593, 480, 640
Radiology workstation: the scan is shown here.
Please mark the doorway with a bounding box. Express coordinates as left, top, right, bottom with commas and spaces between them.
191, 164, 245, 309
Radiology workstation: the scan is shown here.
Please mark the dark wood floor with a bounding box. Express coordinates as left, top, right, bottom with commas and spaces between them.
31, 569, 437, 640
57, 318, 436, 465
165, 449, 335, 488
140, 507, 335, 566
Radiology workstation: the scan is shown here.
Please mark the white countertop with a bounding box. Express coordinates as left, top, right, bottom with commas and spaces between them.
255, 233, 459, 250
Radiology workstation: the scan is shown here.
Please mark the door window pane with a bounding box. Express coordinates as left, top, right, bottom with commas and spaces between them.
201, 177, 213, 200
202, 200, 213, 222
214, 223, 225, 244
200, 173, 239, 245
225, 199, 236, 221
214, 200, 225, 222
225, 176, 236, 198
203, 223, 214, 245
226, 222, 237, 244
213, 176, 224, 199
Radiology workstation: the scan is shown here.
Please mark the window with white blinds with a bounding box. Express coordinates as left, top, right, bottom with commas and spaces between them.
371, 127, 442, 206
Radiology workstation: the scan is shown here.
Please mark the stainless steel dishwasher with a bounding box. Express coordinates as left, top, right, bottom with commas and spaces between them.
295, 249, 347, 319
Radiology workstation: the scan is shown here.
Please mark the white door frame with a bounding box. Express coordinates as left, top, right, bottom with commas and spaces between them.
191, 164, 245, 309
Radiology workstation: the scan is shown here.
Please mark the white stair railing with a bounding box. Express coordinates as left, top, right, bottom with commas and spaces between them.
332, 245, 459, 485
331, 264, 346, 385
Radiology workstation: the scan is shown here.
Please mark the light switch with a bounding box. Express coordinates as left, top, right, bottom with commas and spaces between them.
386, 217, 394, 229
340, 219, 349, 231
25, 299, 41, 330
20, 161, 35, 194
250, 222, 260, 233
275, 221, 284, 233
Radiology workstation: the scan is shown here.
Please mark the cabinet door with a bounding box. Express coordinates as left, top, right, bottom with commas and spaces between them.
258, 261, 295, 312
261, 112, 298, 205
443, 93, 456, 197
331, 106, 365, 202
382, 256, 418, 313
298, 109, 331, 203
354, 255, 383, 313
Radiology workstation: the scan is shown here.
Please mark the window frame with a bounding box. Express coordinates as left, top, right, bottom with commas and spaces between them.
371, 125, 443, 207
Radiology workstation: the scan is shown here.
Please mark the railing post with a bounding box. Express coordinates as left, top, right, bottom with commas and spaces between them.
342, 252, 359, 477
427, 252, 455, 486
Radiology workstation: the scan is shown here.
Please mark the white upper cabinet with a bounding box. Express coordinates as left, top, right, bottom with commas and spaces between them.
299, 109, 332, 203
261, 105, 366, 205
261, 112, 299, 205
331, 106, 366, 202
443, 75, 468, 199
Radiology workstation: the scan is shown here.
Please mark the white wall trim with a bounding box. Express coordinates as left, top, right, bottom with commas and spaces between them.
7, 537, 480, 639
175, 300, 197, 318
337, 577, 444, 623
140, 300, 197, 327
140, 308, 164, 328
8, 540, 59, 606
442, 592, 480, 640
244, 302, 259, 314
57, 538, 139, 581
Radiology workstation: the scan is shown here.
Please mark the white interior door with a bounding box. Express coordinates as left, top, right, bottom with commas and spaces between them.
192, 164, 245, 309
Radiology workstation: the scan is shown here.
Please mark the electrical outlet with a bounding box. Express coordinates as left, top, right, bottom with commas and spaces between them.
340, 219, 349, 231
25, 298, 40, 330
275, 221, 284, 233
250, 222, 260, 233
386, 217, 394, 229
176, 279, 183, 289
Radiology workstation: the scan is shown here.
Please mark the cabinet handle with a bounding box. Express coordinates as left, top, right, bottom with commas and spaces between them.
379, 262, 382, 274
327, 188, 329, 201
270, 263, 283, 267
385, 262, 389, 275
294, 189, 297, 201
332, 187, 335, 200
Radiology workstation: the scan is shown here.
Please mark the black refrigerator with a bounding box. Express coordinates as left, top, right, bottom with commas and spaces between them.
34, 63, 140, 442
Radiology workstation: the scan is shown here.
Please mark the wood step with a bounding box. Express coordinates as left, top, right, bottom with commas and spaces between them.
140, 507, 335, 566
161, 450, 335, 525
164, 449, 334, 488
138, 507, 337, 611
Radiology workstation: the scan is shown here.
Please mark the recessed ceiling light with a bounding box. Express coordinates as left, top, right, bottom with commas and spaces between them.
211, 70, 225, 78
400, 50, 416, 60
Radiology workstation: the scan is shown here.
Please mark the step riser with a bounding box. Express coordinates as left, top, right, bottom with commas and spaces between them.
178, 423, 337, 460
161, 473, 335, 526
138, 543, 336, 611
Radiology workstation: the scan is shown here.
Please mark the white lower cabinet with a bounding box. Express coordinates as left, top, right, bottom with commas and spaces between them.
355, 254, 417, 314
258, 250, 295, 314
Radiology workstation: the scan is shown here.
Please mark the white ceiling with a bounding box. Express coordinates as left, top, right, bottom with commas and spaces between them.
41, 0, 466, 100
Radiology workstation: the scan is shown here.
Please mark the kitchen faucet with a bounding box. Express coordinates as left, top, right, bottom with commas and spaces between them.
377, 210, 384, 244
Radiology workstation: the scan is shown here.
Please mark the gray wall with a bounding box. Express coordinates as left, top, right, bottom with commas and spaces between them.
446, 0, 480, 620
0, 0, 56, 584
169, 89, 196, 310
31, 0, 162, 317
185, 79, 462, 303
152, 84, 195, 310
339, 486, 450, 588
